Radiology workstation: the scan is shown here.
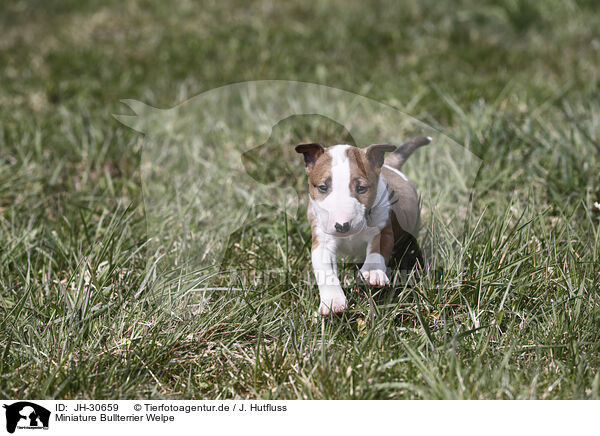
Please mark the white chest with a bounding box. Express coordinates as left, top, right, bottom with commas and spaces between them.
335, 225, 381, 262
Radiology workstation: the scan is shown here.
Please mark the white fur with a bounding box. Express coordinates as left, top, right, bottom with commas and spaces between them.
311, 239, 347, 315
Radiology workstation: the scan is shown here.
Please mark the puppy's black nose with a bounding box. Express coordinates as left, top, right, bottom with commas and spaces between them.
335, 222, 350, 233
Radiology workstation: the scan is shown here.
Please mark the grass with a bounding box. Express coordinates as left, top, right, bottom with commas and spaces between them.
1, 0, 599, 399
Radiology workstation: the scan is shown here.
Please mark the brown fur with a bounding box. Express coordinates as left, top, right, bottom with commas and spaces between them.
306, 152, 332, 202
368, 221, 395, 262
345, 147, 380, 210
308, 203, 320, 250
381, 166, 419, 237
383, 136, 430, 170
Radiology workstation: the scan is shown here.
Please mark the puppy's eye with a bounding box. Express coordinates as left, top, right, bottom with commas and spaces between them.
356, 185, 368, 194
317, 184, 329, 193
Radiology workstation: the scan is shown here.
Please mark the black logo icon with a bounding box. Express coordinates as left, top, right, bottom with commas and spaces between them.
2, 402, 50, 434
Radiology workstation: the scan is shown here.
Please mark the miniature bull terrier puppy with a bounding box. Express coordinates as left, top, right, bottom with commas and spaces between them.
296, 137, 430, 315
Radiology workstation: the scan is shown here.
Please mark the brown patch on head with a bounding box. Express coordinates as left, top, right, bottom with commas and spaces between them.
296, 142, 332, 201
345, 145, 393, 209
306, 151, 332, 201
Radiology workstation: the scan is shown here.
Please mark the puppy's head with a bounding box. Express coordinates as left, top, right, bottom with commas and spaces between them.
295, 143, 395, 237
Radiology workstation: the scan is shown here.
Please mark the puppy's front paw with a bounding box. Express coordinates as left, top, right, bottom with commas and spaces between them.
319, 294, 347, 316
360, 268, 390, 287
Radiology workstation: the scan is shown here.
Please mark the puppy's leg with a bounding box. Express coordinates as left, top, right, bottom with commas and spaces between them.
312, 242, 346, 316
360, 222, 393, 287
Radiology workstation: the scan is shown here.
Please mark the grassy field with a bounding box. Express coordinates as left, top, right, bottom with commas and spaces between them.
1, 0, 599, 399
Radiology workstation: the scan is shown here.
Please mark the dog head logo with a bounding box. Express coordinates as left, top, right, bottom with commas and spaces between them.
3, 402, 50, 433
114, 80, 481, 286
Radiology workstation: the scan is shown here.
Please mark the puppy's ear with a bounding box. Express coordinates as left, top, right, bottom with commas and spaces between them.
295, 142, 324, 169
365, 144, 396, 168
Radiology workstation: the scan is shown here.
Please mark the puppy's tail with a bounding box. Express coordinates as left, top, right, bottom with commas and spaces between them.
384, 136, 431, 170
